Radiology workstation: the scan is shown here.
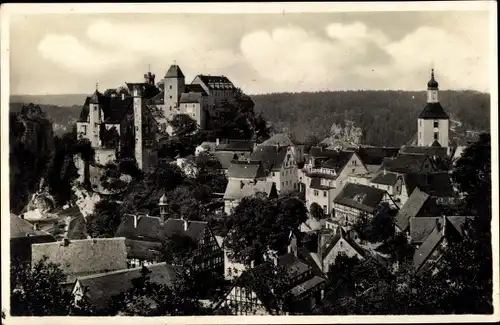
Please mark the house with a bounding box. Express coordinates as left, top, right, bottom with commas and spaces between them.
403, 172, 456, 205
416, 69, 450, 148
31, 237, 128, 282
369, 169, 407, 205
399, 145, 448, 160
354, 146, 400, 174
10, 213, 56, 264
115, 200, 223, 274
303, 148, 367, 215
215, 139, 255, 161
409, 215, 475, 246
330, 183, 398, 228
250, 144, 299, 193
71, 262, 177, 312
259, 133, 305, 163
223, 179, 277, 215
413, 215, 471, 274
394, 187, 439, 234
76, 75, 159, 170
381, 153, 437, 174
318, 227, 367, 274
216, 247, 326, 315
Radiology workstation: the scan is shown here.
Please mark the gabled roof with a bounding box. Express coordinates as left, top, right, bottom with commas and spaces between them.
179, 92, 203, 104
226, 160, 266, 179
10, 214, 53, 239
322, 227, 366, 259
381, 154, 433, 174
115, 216, 208, 243
31, 238, 128, 282
213, 151, 238, 169
370, 171, 400, 186
413, 225, 445, 272
185, 84, 208, 95
431, 140, 442, 147
124, 239, 163, 261
194, 75, 235, 90
317, 152, 354, 172
223, 179, 276, 200
333, 183, 387, 214
410, 215, 475, 244
215, 139, 255, 152
399, 146, 448, 159
75, 262, 176, 307
403, 172, 455, 198
165, 64, 185, 78
78, 96, 134, 123
355, 147, 400, 166
147, 91, 165, 105
250, 145, 288, 172
394, 187, 433, 231
260, 133, 302, 147
418, 102, 449, 120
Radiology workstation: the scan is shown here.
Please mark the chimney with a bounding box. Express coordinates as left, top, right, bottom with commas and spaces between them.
33, 223, 40, 231
216, 138, 220, 146
20, 214, 24, 219
121, 93, 125, 100
250, 260, 255, 268
184, 219, 188, 231
133, 215, 139, 228
320, 289, 325, 300
246, 158, 251, 164
383, 168, 387, 176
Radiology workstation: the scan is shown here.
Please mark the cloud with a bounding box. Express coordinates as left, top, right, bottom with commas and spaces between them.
32, 15, 490, 94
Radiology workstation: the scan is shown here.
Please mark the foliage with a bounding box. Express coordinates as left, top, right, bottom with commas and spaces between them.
99, 125, 120, 149
223, 196, 307, 265
253, 90, 490, 146
10, 257, 79, 316
86, 199, 123, 238
118, 157, 142, 178
309, 202, 323, 220
9, 105, 53, 213
352, 209, 394, 244
107, 266, 202, 316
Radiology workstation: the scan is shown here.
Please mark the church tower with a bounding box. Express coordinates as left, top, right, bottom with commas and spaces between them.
417, 69, 449, 148
163, 63, 185, 116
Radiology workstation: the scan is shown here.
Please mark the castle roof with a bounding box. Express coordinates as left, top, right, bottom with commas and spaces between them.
179, 92, 203, 104
78, 96, 134, 124
165, 64, 185, 78
418, 102, 449, 119
195, 75, 235, 90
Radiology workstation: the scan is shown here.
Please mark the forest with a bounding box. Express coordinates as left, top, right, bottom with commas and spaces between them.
252, 90, 490, 146
11, 89, 490, 146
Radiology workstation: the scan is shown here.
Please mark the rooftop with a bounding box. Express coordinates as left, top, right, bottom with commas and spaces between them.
334, 183, 387, 214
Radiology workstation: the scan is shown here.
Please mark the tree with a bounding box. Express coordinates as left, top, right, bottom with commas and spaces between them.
353, 209, 394, 244
86, 199, 123, 238
162, 234, 198, 267
309, 202, 324, 220
254, 113, 271, 143
10, 257, 76, 316
223, 197, 307, 265
107, 266, 202, 316
170, 114, 199, 138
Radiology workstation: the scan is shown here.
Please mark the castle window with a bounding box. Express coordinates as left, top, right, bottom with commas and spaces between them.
169, 85, 172, 89
314, 190, 319, 196
434, 132, 439, 140
170, 96, 172, 99
434, 120, 439, 128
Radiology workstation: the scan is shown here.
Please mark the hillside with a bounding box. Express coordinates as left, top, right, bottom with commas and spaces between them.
10, 90, 490, 146
253, 90, 490, 146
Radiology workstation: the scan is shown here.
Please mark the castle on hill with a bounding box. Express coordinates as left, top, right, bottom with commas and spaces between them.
75, 64, 240, 170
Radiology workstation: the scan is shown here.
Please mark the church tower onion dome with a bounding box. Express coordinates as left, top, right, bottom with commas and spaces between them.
427, 69, 439, 89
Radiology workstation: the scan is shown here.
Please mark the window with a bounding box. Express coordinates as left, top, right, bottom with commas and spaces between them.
272, 172, 275, 177
82, 125, 87, 135
169, 95, 172, 99
282, 182, 285, 187
352, 168, 356, 173
323, 191, 327, 197
434, 132, 439, 140
169, 85, 172, 89
313, 190, 319, 196
434, 120, 439, 128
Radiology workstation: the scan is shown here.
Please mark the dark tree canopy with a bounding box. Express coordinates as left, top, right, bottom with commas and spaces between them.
86, 199, 123, 238
223, 196, 307, 265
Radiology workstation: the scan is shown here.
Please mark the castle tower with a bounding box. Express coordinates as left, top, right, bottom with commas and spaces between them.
163, 64, 185, 115
417, 69, 449, 148
88, 86, 102, 147
130, 84, 144, 170
159, 193, 168, 223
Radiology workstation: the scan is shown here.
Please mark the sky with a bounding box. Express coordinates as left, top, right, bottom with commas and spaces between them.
8, 9, 493, 95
